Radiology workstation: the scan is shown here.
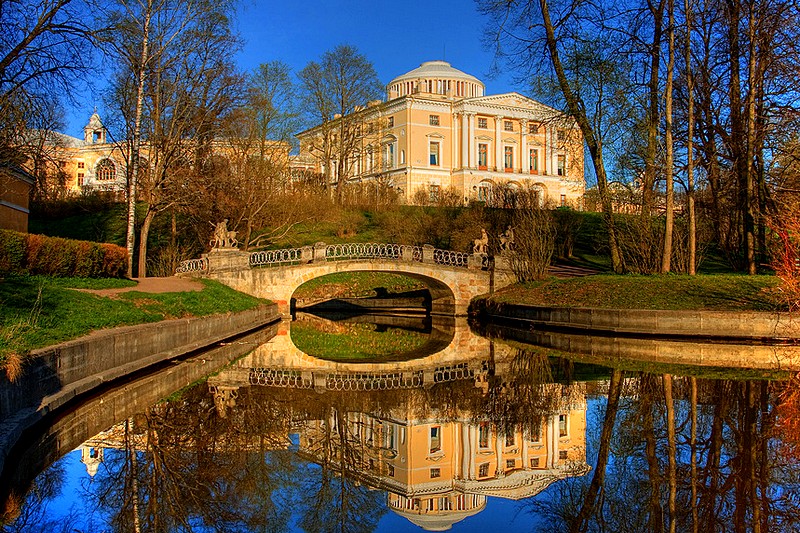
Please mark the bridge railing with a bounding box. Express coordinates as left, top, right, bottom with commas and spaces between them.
246, 242, 488, 271
177, 242, 494, 274
250, 247, 306, 268
175, 257, 208, 274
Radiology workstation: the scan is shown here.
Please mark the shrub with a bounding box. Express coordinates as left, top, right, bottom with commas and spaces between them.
0, 230, 127, 278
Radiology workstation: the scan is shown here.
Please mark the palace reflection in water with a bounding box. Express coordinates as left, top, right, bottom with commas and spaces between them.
3, 313, 800, 532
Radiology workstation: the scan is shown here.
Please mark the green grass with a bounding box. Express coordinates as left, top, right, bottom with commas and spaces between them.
290, 321, 429, 361
0, 275, 268, 360
294, 272, 427, 300
491, 274, 784, 311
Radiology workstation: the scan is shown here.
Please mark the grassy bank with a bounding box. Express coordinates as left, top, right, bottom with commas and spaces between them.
0, 276, 268, 364
490, 274, 784, 311
294, 272, 427, 300
291, 320, 428, 361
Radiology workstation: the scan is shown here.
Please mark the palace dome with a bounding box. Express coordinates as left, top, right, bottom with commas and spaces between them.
387, 60, 485, 100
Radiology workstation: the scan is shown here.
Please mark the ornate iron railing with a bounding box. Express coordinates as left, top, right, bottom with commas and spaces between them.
175, 258, 208, 274
250, 247, 305, 267
433, 248, 470, 268
325, 242, 418, 261
177, 242, 492, 274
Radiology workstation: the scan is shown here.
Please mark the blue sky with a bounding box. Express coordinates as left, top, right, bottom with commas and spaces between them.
65, 0, 525, 137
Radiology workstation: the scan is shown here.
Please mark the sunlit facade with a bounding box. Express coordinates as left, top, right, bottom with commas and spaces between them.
296, 60, 585, 207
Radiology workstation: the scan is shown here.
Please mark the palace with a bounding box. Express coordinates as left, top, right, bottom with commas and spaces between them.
296, 60, 585, 207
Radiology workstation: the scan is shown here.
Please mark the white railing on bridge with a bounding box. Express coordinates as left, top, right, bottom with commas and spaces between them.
175, 257, 208, 274
176, 242, 493, 275
250, 247, 306, 267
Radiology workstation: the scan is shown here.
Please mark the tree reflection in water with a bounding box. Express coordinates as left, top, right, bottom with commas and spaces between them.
5, 333, 800, 532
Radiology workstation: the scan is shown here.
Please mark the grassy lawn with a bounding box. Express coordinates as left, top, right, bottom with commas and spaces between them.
290, 320, 429, 361
491, 274, 785, 311
0, 276, 268, 361
294, 272, 427, 300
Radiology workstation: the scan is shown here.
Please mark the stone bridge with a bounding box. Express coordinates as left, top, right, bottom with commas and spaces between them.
177, 242, 517, 316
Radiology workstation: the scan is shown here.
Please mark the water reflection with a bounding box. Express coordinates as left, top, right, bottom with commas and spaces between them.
3, 316, 800, 532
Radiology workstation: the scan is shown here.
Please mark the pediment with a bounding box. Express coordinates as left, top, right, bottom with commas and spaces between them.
464, 92, 562, 118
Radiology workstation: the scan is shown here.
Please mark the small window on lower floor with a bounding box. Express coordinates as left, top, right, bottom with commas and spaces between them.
506, 459, 516, 470
430, 467, 441, 478
388, 464, 395, 477
530, 457, 540, 468
478, 462, 490, 478
559, 450, 568, 460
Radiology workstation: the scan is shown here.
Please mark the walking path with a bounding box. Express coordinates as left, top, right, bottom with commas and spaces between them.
81, 276, 204, 296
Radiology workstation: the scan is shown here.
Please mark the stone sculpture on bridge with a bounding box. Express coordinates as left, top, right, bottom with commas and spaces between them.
211, 219, 238, 249
472, 229, 489, 255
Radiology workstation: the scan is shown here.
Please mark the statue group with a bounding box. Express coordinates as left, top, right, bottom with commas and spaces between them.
211, 219, 238, 249
472, 226, 515, 255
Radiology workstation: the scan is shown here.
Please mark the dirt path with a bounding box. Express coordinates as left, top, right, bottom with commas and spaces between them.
82, 276, 204, 296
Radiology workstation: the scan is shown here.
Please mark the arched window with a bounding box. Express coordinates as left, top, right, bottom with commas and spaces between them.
96, 159, 116, 181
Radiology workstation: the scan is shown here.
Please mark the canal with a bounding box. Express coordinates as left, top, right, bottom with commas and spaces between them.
1, 310, 798, 532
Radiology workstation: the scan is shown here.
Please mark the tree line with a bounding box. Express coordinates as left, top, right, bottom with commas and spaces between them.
481, 0, 800, 275
1, 0, 385, 277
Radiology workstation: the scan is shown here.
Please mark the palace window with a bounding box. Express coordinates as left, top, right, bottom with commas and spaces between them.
505, 432, 515, 447
478, 143, 488, 169
559, 450, 568, 460
384, 143, 395, 169
504, 120, 513, 131
557, 129, 567, 142
96, 159, 116, 181
429, 114, 440, 126
430, 468, 441, 479
531, 457, 540, 468
559, 414, 568, 437
529, 122, 539, 134
77, 161, 84, 169
529, 149, 539, 174
388, 464, 395, 477
479, 422, 490, 448
400, 149, 406, 164
506, 459, 516, 470
429, 426, 441, 453
478, 463, 490, 478
77, 173, 84, 186
387, 116, 394, 128
504, 146, 514, 171
429, 142, 440, 166
557, 155, 566, 176
477, 117, 488, 129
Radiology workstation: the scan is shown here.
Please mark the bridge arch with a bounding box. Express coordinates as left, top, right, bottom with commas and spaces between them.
182, 243, 517, 316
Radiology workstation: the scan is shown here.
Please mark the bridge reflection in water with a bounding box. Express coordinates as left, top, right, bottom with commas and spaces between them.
204, 316, 590, 530
49, 316, 590, 532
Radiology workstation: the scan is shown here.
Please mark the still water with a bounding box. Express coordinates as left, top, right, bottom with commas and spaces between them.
2, 312, 799, 532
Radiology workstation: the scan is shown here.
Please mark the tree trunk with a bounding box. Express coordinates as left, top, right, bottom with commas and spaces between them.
642, 0, 665, 220
685, 0, 696, 275
538, 0, 623, 273
662, 0, 675, 272
126, 5, 151, 278
137, 207, 155, 278
664, 374, 677, 533
570, 368, 623, 533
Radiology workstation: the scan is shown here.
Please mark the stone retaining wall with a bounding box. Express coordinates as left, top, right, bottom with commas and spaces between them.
473, 299, 799, 340
0, 304, 279, 475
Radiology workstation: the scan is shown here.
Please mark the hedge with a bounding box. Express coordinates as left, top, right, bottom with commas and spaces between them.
0, 230, 127, 278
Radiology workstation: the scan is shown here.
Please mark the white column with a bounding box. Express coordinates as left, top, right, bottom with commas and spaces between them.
521, 119, 529, 173
469, 425, 477, 479
494, 115, 503, 171
453, 113, 460, 170
461, 424, 470, 478
468, 114, 476, 168
522, 436, 529, 469
495, 434, 504, 476
547, 415, 557, 468
461, 113, 469, 169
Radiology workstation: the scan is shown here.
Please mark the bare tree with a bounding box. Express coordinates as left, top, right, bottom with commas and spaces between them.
298, 45, 382, 203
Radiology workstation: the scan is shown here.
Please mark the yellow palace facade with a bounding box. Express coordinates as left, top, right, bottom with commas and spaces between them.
297, 60, 586, 207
